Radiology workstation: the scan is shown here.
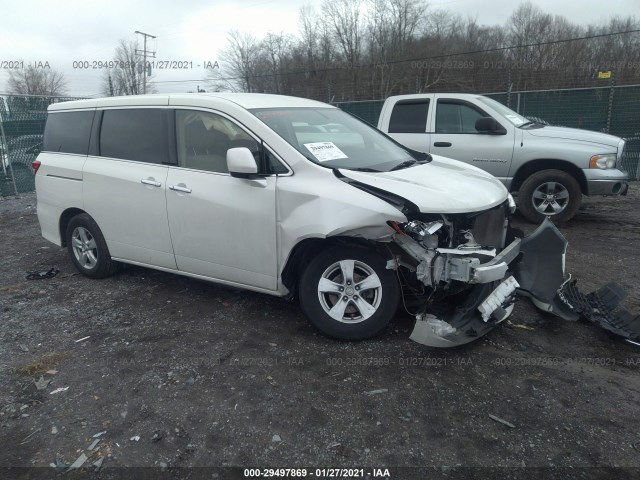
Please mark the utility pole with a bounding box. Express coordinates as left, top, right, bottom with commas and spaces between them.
134, 30, 156, 94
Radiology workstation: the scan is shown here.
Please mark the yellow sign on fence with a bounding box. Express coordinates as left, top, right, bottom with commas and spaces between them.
598, 70, 612, 79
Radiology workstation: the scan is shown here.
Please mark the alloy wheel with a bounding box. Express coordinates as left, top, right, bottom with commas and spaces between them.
71, 226, 98, 269
317, 259, 383, 324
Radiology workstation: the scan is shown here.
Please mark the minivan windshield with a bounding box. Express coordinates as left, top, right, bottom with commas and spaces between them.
475, 96, 528, 126
251, 107, 424, 171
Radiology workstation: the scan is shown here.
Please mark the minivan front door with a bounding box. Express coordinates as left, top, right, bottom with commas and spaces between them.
165, 109, 278, 291
430, 97, 515, 182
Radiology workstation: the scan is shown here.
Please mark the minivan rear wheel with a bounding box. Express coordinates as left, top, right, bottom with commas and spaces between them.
298, 246, 399, 340
518, 170, 581, 223
66, 213, 120, 278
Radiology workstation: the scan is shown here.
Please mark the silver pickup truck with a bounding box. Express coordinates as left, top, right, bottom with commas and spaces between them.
377, 93, 629, 222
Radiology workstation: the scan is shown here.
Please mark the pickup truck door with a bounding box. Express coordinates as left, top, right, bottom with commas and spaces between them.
429, 96, 515, 182
381, 96, 432, 153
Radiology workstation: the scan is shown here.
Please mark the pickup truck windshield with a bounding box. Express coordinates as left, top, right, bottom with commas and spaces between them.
251, 107, 420, 171
475, 96, 528, 126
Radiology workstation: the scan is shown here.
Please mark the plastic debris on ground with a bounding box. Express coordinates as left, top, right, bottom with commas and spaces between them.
26, 268, 59, 280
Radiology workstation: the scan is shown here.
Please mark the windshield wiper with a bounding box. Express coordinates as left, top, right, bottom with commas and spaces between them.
350, 167, 381, 172
390, 159, 419, 171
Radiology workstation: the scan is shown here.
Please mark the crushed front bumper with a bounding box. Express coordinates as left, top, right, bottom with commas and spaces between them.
405, 218, 640, 348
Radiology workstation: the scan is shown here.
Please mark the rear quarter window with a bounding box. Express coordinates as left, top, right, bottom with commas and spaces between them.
43, 111, 94, 155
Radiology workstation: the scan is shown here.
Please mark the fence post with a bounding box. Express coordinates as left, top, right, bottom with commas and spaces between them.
605, 71, 616, 134
0, 110, 19, 196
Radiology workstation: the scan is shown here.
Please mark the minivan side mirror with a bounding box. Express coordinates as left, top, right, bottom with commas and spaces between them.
475, 117, 507, 135
227, 147, 258, 178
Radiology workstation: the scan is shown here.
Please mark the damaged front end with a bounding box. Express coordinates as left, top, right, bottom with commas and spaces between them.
388, 203, 640, 348
387, 200, 522, 347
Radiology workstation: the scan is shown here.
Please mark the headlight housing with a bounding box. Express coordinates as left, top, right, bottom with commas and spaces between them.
589, 154, 616, 169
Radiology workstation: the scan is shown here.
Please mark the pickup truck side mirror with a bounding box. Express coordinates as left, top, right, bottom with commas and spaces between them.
227, 147, 259, 178
475, 117, 507, 135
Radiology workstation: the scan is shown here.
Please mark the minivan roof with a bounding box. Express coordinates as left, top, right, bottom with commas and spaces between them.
48, 93, 334, 112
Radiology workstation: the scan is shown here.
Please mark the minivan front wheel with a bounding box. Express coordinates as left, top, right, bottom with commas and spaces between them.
66, 213, 120, 279
518, 170, 581, 223
299, 246, 399, 340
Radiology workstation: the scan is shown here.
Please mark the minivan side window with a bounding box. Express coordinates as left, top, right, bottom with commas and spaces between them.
175, 110, 259, 174
99, 109, 168, 164
43, 111, 94, 155
388, 100, 429, 133
435, 101, 486, 134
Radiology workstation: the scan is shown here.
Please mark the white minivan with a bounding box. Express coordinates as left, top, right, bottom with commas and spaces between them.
34, 93, 577, 348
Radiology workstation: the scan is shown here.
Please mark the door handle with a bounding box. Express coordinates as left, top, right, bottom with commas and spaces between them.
434, 142, 452, 147
141, 178, 161, 187
169, 184, 192, 193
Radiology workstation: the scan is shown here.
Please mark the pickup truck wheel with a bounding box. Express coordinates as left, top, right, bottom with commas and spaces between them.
66, 213, 121, 279
518, 170, 581, 223
299, 246, 399, 340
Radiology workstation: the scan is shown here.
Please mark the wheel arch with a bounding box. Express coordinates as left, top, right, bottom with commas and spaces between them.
510, 159, 587, 193
59, 207, 88, 247
281, 236, 388, 298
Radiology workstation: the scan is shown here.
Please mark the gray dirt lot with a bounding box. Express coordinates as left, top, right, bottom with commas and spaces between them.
0, 186, 639, 478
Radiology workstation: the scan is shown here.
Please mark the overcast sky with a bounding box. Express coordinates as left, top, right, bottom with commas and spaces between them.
0, 0, 636, 97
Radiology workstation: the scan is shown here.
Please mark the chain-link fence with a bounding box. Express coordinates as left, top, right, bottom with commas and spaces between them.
0, 95, 86, 197
0, 86, 638, 198
336, 84, 640, 180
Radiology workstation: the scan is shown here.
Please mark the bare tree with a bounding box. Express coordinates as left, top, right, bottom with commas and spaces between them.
261, 32, 293, 94
299, 5, 319, 71
7, 65, 67, 96
203, 1, 640, 101
321, 0, 366, 98
367, 0, 427, 97
101, 39, 154, 96
208, 30, 261, 92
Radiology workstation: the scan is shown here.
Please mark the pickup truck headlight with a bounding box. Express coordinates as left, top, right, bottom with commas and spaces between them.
589, 154, 616, 169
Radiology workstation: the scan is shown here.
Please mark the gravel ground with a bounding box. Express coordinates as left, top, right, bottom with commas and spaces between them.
0, 187, 639, 479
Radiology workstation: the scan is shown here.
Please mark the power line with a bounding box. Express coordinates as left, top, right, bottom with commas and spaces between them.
149, 27, 640, 85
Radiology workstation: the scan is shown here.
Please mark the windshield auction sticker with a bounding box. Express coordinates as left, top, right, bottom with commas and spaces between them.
505, 114, 524, 125
304, 142, 348, 162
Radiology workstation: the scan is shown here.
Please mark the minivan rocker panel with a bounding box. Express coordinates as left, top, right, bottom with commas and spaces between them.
35, 93, 640, 348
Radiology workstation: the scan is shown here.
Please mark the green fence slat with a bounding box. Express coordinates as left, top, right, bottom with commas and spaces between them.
0, 95, 87, 196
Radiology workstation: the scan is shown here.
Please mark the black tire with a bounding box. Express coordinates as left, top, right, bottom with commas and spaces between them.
66, 213, 120, 279
298, 246, 399, 340
518, 169, 582, 223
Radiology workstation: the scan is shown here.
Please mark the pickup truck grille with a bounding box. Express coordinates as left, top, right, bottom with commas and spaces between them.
617, 139, 626, 170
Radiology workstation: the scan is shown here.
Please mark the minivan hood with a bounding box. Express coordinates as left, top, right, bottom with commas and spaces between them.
339, 155, 508, 214
526, 125, 621, 148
